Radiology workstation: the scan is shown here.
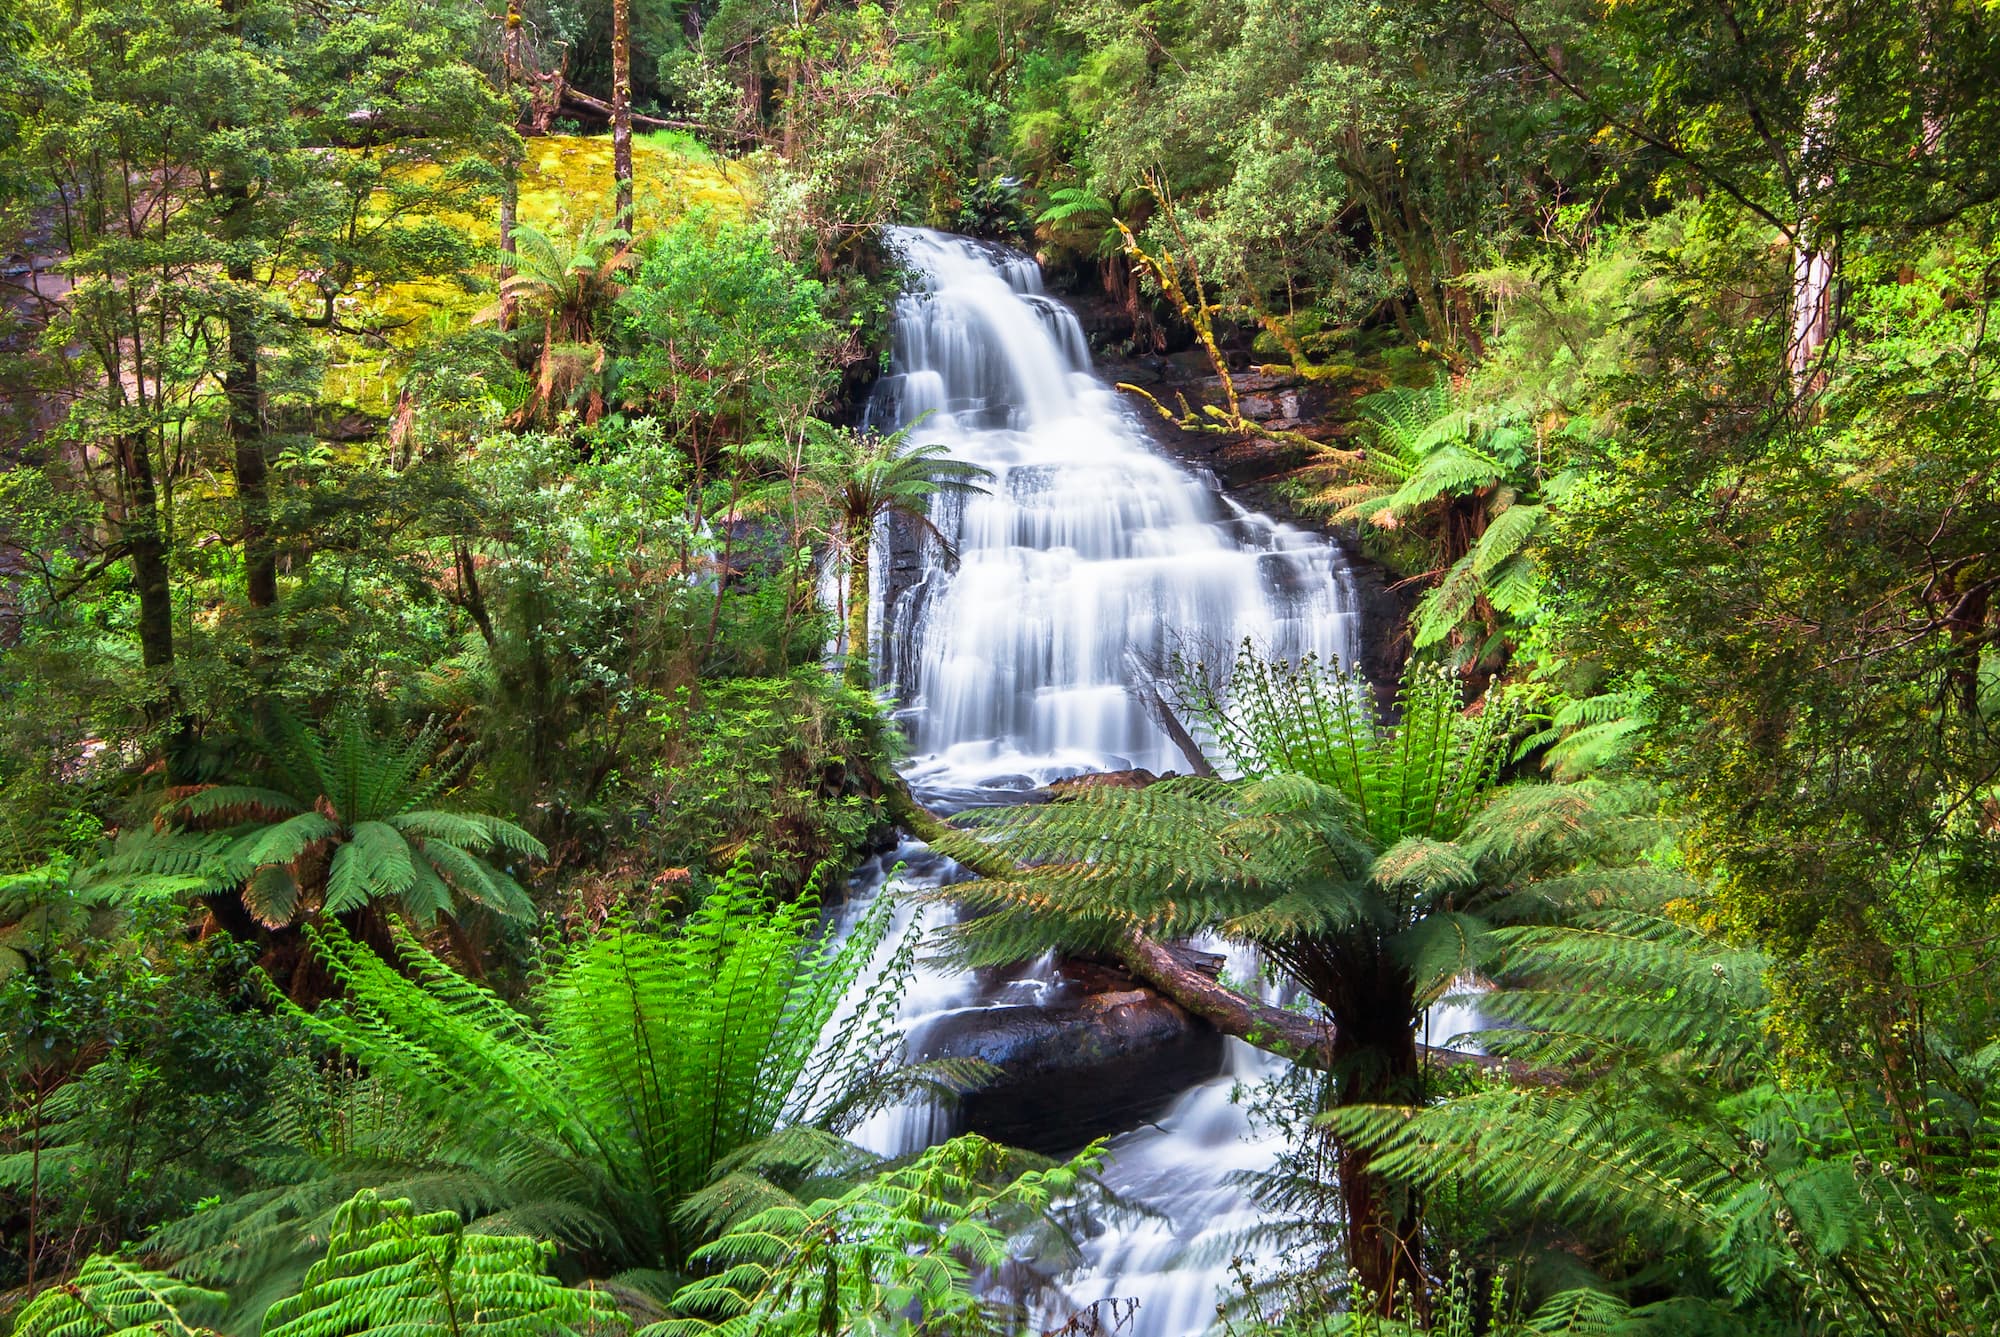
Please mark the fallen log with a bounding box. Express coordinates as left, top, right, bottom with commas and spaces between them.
560, 87, 767, 145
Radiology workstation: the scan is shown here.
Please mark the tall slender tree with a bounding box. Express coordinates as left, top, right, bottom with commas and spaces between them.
611, 0, 634, 231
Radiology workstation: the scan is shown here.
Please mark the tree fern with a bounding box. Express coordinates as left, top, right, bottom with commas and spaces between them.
260, 1190, 623, 1337
934, 647, 1671, 1310
152, 864, 948, 1313
808, 426, 991, 688
103, 709, 544, 931
9, 1254, 226, 1337
1291, 378, 1556, 668
1325, 907, 2000, 1335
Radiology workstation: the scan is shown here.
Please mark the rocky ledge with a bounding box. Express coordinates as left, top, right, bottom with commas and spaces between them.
915, 952, 1229, 1154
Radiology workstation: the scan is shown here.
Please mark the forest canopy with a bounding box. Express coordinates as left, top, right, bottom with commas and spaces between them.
3, 0, 1999, 1334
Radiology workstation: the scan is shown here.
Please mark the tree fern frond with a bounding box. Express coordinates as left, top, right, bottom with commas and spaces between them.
1473, 504, 1547, 576
9, 1254, 226, 1337
260, 1190, 625, 1337
322, 821, 417, 916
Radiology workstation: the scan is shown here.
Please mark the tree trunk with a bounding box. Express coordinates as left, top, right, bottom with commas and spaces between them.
1330, 1004, 1426, 1317
844, 535, 871, 689
225, 283, 275, 612
611, 0, 634, 232
1789, 5, 1836, 393
123, 433, 189, 780
498, 169, 519, 330
219, 0, 275, 619
498, 0, 523, 332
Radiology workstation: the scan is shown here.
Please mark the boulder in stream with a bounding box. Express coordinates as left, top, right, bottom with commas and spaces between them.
916, 987, 1226, 1154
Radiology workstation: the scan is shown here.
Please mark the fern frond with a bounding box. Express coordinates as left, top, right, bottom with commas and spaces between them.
9, 1255, 225, 1337
260, 1190, 625, 1337
1472, 503, 1547, 576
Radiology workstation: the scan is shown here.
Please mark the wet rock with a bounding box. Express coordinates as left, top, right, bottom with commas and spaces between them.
1042, 768, 1161, 796
917, 990, 1226, 1153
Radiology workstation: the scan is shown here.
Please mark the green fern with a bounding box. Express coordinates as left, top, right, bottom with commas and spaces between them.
260, 1190, 623, 1337
9, 1254, 226, 1337
1034, 186, 1114, 227
103, 709, 544, 930
151, 865, 953, 1311
0, 857, 198, 980
650, 1135, 1101, 1337
17, 1193, 620, 1337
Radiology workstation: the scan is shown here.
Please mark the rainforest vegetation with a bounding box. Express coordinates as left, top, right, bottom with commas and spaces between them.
3, 0, 1999, 1332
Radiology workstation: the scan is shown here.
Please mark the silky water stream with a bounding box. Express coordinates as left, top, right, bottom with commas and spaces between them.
831, 227, 1369, 1334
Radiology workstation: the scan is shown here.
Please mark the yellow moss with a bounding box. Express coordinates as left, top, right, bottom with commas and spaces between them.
319, 135, 759, 414
512, 132, 758, 240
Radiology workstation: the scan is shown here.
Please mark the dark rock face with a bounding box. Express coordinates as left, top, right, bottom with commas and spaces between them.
916, 990, 1226, 1153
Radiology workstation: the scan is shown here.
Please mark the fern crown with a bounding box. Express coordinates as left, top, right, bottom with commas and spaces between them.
101, 710, 545, 928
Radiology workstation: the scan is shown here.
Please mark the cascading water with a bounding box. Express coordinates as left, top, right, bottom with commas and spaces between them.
866, 227, 1358, 798
842, 227, 1367, 1334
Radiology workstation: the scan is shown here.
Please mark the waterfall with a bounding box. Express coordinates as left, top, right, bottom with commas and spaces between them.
867, 227, 1359, 800
843, 228, 1365, 1334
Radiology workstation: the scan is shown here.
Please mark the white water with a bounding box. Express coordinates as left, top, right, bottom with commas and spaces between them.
841, 229, 1374, 1334
865, 228, 1358, 798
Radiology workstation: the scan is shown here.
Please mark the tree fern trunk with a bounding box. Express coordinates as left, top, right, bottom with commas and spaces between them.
844, 539, 871, 690
1322, 957, 1428, 1319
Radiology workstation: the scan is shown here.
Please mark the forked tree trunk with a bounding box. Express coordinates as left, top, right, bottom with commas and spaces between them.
611, 0, 634, 231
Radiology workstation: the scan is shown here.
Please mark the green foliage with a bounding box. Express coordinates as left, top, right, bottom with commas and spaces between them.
618, 213, 833, 442
952, 175, 1028, 238
105, 711, 543, 929
1035, 187, 1112, 228
1515, 688, 1655, 783
153, 866, 943, 1303
1, 892, 293, 1288
9, 1253, 226, 1337
260, 1190, 622, 1337
0, 858, 195, 981
654, 1135, 1101, 1337
649, 672, 883, 876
